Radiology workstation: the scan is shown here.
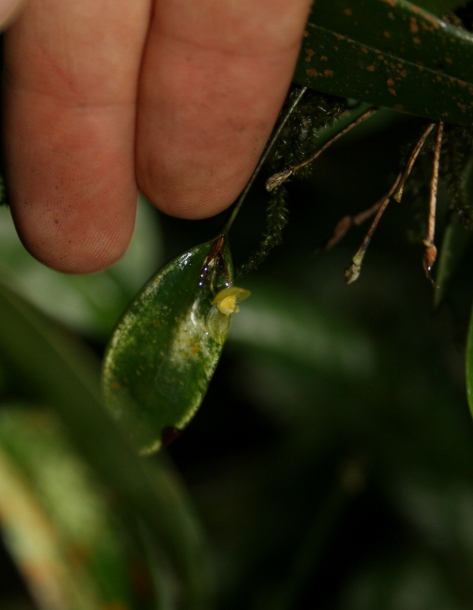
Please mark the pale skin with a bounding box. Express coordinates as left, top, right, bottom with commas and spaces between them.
1, 0, 312, 273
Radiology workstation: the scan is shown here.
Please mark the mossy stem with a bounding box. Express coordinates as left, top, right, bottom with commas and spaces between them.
266, 106, 378, 191
221, 86, 308, 236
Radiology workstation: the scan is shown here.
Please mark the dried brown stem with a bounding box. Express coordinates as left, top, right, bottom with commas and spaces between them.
326, 199, 388, 250
345, 173, 402, 284
266, 108, 378, 192
423, 122, 443, 287
393, 123, 436, 202
345, 122, 439, 284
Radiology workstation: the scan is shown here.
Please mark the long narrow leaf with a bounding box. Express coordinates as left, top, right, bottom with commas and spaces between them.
294, 0, 473, 124
0, 284, 214, 610
0, 408, 134, 610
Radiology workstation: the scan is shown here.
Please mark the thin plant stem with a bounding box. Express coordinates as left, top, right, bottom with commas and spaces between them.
292, 107, 377, 172
307, 102, 374, 154
266, 107, 378, 191
393, 123, 436, 202
423, 121, 444, 285
326, 195, 392, 250
346, 122, 437, 284
221, 86, 307, 235
345, 172, 402, 284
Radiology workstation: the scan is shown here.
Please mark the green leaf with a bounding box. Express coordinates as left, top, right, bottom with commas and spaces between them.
294, 0, 473, 125
433, 215, 471, 308
0, 283, 214, 609
414, 0, 469, 14
0, 408, 134, 610
103, 236, 241, 453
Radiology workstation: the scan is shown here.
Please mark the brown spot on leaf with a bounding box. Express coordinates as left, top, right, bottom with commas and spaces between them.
409, 18, 419, 33
420, 22, 434, 33
190, 342, 202, 355
161, 426, 181, 448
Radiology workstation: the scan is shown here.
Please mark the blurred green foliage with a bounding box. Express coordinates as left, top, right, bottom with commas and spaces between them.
0, 195, 163, 339
2, 1, 473, 609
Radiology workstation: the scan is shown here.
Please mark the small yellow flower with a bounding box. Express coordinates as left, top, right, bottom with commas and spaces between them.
211, 286, 251, 316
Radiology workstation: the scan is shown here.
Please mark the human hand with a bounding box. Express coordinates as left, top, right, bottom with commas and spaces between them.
2, 0, 312, 273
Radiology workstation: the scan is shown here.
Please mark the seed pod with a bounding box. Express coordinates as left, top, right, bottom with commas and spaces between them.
102, 237, 242, 453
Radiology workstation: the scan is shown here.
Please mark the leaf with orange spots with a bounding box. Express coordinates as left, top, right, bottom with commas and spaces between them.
294, 0, 473, 125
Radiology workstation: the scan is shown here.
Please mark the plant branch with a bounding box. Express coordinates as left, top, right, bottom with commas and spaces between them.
221, 86, 308, 236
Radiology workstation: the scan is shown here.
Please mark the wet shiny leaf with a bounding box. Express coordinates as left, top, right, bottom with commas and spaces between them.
102, 236, 243, 453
